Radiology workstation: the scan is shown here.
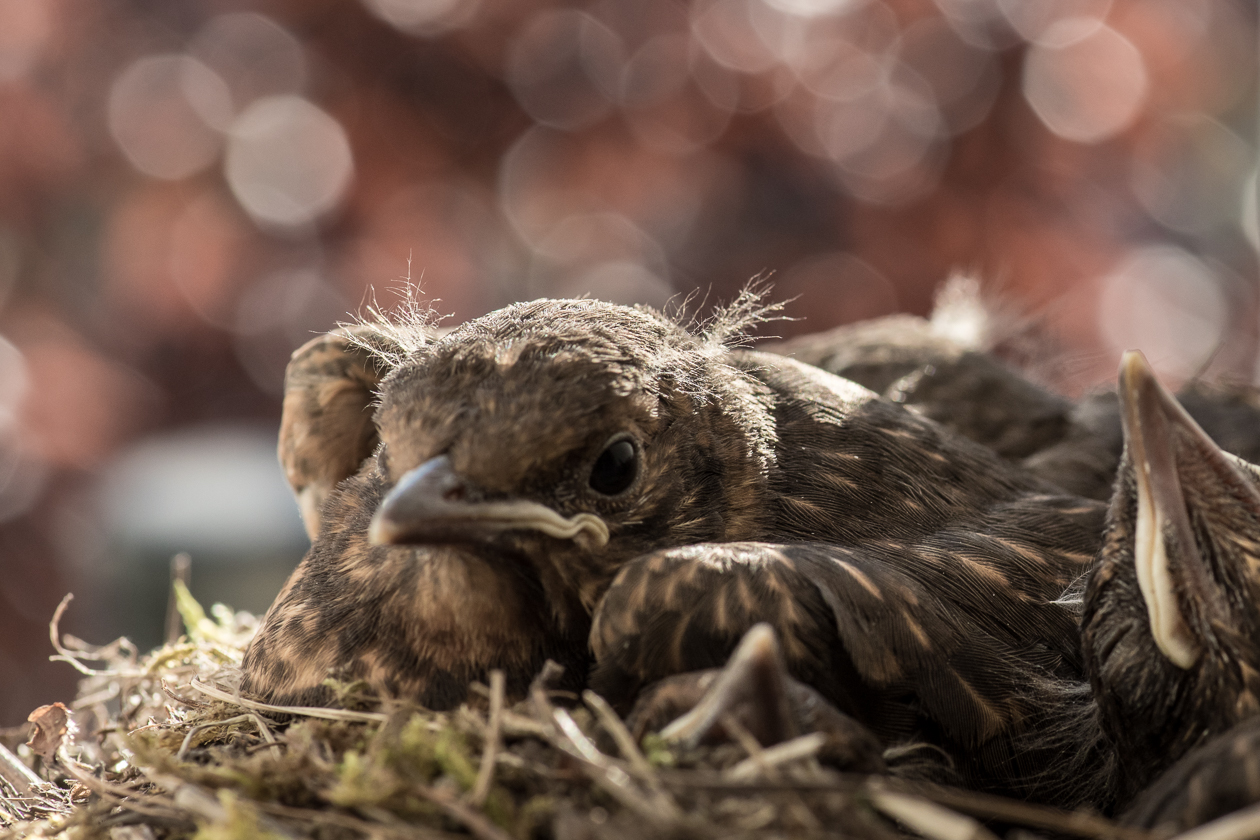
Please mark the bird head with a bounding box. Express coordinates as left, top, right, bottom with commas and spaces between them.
363, 298, 778, 614
1082, 350, 1260, 796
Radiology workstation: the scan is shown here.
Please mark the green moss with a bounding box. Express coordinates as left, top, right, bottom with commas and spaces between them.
191, 790, 288, 840
640, 733, 677, 768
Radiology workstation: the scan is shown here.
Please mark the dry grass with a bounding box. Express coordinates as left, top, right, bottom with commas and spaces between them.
0, 583, 1163, 840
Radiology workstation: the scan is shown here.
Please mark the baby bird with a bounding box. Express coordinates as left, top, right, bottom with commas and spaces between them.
1082, 350, 1260, 807
243, 295, 1102, 720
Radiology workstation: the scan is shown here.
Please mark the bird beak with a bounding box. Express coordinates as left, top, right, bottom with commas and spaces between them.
368, 454, 610, 549
1119, 350, 1236, 669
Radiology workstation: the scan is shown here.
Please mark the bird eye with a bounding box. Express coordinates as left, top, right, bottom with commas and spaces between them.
589, 438, 638, 496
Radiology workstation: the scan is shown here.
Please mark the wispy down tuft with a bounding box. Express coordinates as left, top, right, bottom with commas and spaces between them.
344, 282, 446, 369
696, 278, 787, 349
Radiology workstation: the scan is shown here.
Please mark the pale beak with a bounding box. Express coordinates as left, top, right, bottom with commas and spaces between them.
368, 454, 609, 548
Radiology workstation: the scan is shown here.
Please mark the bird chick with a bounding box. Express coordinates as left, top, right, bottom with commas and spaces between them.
769, 310, 1074, 461
245, 293, 1100, 715
1082, 350, 1260, 805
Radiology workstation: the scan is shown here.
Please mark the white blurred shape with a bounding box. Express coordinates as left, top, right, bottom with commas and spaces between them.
98, 425, 306, 555
0, 333, 28, 419
0, 330, 43, 524
1097, 246, 1227, 381
996, 0, 1111, 45
362, 0, 478, 35
225, 96, 354, 228
108, 54, 233, 180
1022, 22, 1146, 144
1131, 115, 1253, 236
0, 0, 51, 81
763, 0, 867, 19
802, 40, 884, 102
1244, 168, 1259, 253
191, 13, 307, 111
506, 10, 623, 131
499, 127, 593, 247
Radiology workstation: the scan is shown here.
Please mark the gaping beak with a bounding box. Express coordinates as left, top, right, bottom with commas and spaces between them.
367, 454, 610, 549
1119, 350, 1236, 669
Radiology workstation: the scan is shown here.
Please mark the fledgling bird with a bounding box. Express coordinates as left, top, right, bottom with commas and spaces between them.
243, 293, 1104, 718
773, 277, 1260, 501
768, 291, 1074, 461
1082, 350, 1260, 808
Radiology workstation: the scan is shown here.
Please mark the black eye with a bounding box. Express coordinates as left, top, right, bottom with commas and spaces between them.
589, 438, 638, 496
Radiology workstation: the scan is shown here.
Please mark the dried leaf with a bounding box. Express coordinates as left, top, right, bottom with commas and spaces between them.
26, 702, 73, 761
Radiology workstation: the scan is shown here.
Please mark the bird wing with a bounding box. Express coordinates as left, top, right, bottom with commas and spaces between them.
590, 535, 1085, 747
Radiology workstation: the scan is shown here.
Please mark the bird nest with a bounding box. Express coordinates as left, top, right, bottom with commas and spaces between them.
0, 586, 1150, 840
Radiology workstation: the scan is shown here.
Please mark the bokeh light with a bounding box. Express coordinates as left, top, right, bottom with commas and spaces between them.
1022, 22, 1147, 143
507, 10, 624, 131
190, 13, 308, 108
1096, 245, 1229, 381
362, 0, 480, 36
108, 54, 232, 180
224, 96, 355, 228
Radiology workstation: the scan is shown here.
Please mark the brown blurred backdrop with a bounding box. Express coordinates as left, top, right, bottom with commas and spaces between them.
0, 0, 1255, 725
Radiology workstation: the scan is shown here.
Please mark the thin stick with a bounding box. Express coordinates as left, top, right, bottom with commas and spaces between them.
165, 554, 192, 646
581, 690, 657, 782
174, 713, 281, 761
189, 678, 388, 723
530, 670, 684, 828
867, 783, 1000, 840
468, 669, 504, 808
57, 753, 181, 820
1171, 801, 1260, 840
0, 743, 45, 799
47, 594, 103, 677
725, 732, 827, 782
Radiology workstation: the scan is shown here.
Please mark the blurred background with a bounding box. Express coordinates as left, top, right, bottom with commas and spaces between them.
0, 0, 1256, 725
